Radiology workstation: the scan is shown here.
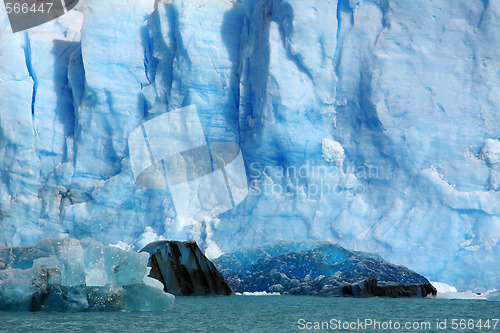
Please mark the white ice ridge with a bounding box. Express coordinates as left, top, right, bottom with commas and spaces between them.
236, 291, 282, 296
432, 281, 499, 302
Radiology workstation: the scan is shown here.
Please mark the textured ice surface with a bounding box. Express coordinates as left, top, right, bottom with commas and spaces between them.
213, 240, 431, 295
0, 239, 174, 311
0, 0, 499, 292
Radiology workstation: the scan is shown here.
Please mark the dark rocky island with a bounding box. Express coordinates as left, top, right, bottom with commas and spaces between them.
213, 240, 436, 297
342, 277, 436, 298
140, 240, 233, 296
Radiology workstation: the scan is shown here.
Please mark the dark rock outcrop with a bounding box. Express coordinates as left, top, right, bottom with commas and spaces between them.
342, 277, 437, 298
140, 241, 233, 296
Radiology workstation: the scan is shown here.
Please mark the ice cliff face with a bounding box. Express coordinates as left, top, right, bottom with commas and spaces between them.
0, 0, 499, 291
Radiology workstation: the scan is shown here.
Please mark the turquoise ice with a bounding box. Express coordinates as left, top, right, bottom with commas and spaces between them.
0, 238, 174, 311
0, 0, 498, 292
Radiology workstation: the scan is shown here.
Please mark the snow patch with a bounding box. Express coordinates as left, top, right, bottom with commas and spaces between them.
236, 291, 282, 296
321, 139, 345, 165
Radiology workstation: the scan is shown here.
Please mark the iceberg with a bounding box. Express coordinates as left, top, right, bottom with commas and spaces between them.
213, 240, 436, 297
432, 281, 500, 302
0, 0, 499, 293
140, 240, 233, 296
0, 239, 174, 311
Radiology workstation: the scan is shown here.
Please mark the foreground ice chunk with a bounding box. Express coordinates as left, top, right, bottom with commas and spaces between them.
0, 239, 174, 311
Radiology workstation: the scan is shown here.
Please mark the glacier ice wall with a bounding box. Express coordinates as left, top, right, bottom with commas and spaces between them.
0, 0, 499, 291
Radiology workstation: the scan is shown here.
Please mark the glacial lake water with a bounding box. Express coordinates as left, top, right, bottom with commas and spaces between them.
0, 295, 498, 332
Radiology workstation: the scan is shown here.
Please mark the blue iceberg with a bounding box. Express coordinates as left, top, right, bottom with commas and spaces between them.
0, 239, 174, 311
214, 240, 436, 296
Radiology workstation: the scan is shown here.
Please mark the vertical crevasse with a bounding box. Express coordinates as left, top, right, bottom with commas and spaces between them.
0, 0, 499, 291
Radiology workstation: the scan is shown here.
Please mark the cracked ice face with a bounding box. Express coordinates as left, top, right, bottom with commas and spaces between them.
128, 105, 248, 225
0, 0, 499, 292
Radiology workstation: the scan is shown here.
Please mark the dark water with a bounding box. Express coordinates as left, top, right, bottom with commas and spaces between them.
0, 296, 498, 332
